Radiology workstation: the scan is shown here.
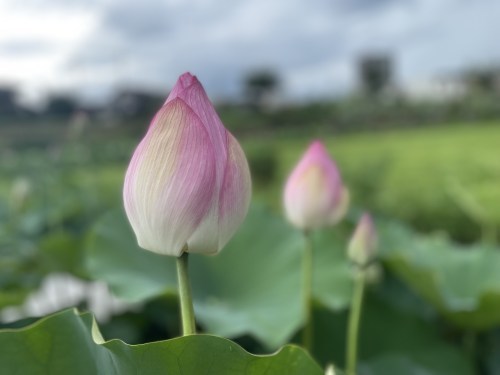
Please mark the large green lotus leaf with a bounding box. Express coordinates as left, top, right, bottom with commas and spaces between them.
0, 309, 323, 375
187, 206, 304, 348
85, 209, 177, 301
85, 205, 353, 349
379, 221, 500, 330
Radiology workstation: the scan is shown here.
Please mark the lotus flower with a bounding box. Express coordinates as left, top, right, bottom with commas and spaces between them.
284, 141, 349, 230
123, 72, 251, 257
348, 213, 377, 267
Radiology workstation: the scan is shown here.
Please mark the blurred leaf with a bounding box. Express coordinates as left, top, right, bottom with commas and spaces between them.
309, 290, 474, 375
446, 177, 488, 224
85, 209, 176, 301
482, 328, 500, 374
0, 237, 41, 308
39, 231, 83, 276
380, 221, 500, 330
311, 230, 353, 310
0, 309, 323, 375
359, 355, 452, 375
85, 205, 353, 348
188, 206, 303, 348
0, 290, 31, 308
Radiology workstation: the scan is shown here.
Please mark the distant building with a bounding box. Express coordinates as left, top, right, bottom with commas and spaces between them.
403, 77, 468, 102
403, 66, 500, 102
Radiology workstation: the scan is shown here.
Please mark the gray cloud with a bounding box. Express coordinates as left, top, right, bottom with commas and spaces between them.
8, 0, 499, 102
102, 0, 173, 39
0, 40, 54, 55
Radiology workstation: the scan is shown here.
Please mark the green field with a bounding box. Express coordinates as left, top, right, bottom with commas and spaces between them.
2, 120, 499, 244
2, 120, 500, 374
246, 121, 500, 242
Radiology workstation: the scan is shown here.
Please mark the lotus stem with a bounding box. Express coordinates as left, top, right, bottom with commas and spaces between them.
302, 230, 314, 351
176, 250, 196, 336
346, 271, 365, 375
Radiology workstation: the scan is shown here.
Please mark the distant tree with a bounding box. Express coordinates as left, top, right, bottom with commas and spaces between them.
358, 54, 393, 96
112, 90, 164, 118
0, 88, 19, 116
45, 95, 77, 117
466, 68, 500, 94
244, 70, 280, 110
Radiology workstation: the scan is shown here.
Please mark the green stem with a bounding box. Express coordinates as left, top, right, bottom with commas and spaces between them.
176, 251, 196, 336
346, 271, 366, 375
302, 230, 313, 352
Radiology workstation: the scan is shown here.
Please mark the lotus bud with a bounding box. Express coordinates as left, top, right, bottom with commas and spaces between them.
348, 213, 377, 267
11, 176, 31, 212
284, 141, 349, 230
123, 72, 251, 257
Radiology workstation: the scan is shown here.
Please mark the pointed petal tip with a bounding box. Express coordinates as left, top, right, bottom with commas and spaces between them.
310, 139, 325, 149
166, 72, 204, 104
177, 72, 198, 88
301, 140, 332, 164
359, 212, 375, 233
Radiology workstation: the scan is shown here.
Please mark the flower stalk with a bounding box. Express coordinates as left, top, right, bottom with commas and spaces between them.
345, 213, 377, 375
176, 250, 196, 335
302, 230, 314, 351
345, 271, 365, 375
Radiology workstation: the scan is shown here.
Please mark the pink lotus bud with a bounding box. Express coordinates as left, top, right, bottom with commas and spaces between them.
123, 73, 251, 257
348, 213, 377, 267
284, 141, 349, 230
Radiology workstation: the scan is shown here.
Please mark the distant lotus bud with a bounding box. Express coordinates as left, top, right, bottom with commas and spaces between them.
11, 176, 32, 211
123, 72, 251, 257
348, 213, 377, 267
284, 141, 349, 230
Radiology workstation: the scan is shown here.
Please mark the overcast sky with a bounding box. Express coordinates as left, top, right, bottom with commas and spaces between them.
0, 0, 499, 106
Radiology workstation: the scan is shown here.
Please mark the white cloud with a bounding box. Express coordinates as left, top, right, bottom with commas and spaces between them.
0, 0, 98, 103
0, 0, 499, 106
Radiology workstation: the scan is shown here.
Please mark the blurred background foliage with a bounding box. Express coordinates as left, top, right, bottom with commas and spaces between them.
2, 5, 500, 372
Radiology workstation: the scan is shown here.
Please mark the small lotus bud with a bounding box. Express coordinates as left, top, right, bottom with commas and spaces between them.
284, 141, 349, 230
348, 213, 377, 267
11, 176, 31, 211
123, 73, 251, 257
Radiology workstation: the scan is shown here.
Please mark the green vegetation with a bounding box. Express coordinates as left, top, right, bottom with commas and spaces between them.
0, 309, 322, 375
247, 121, 500, 242
1, 118, 500, 374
